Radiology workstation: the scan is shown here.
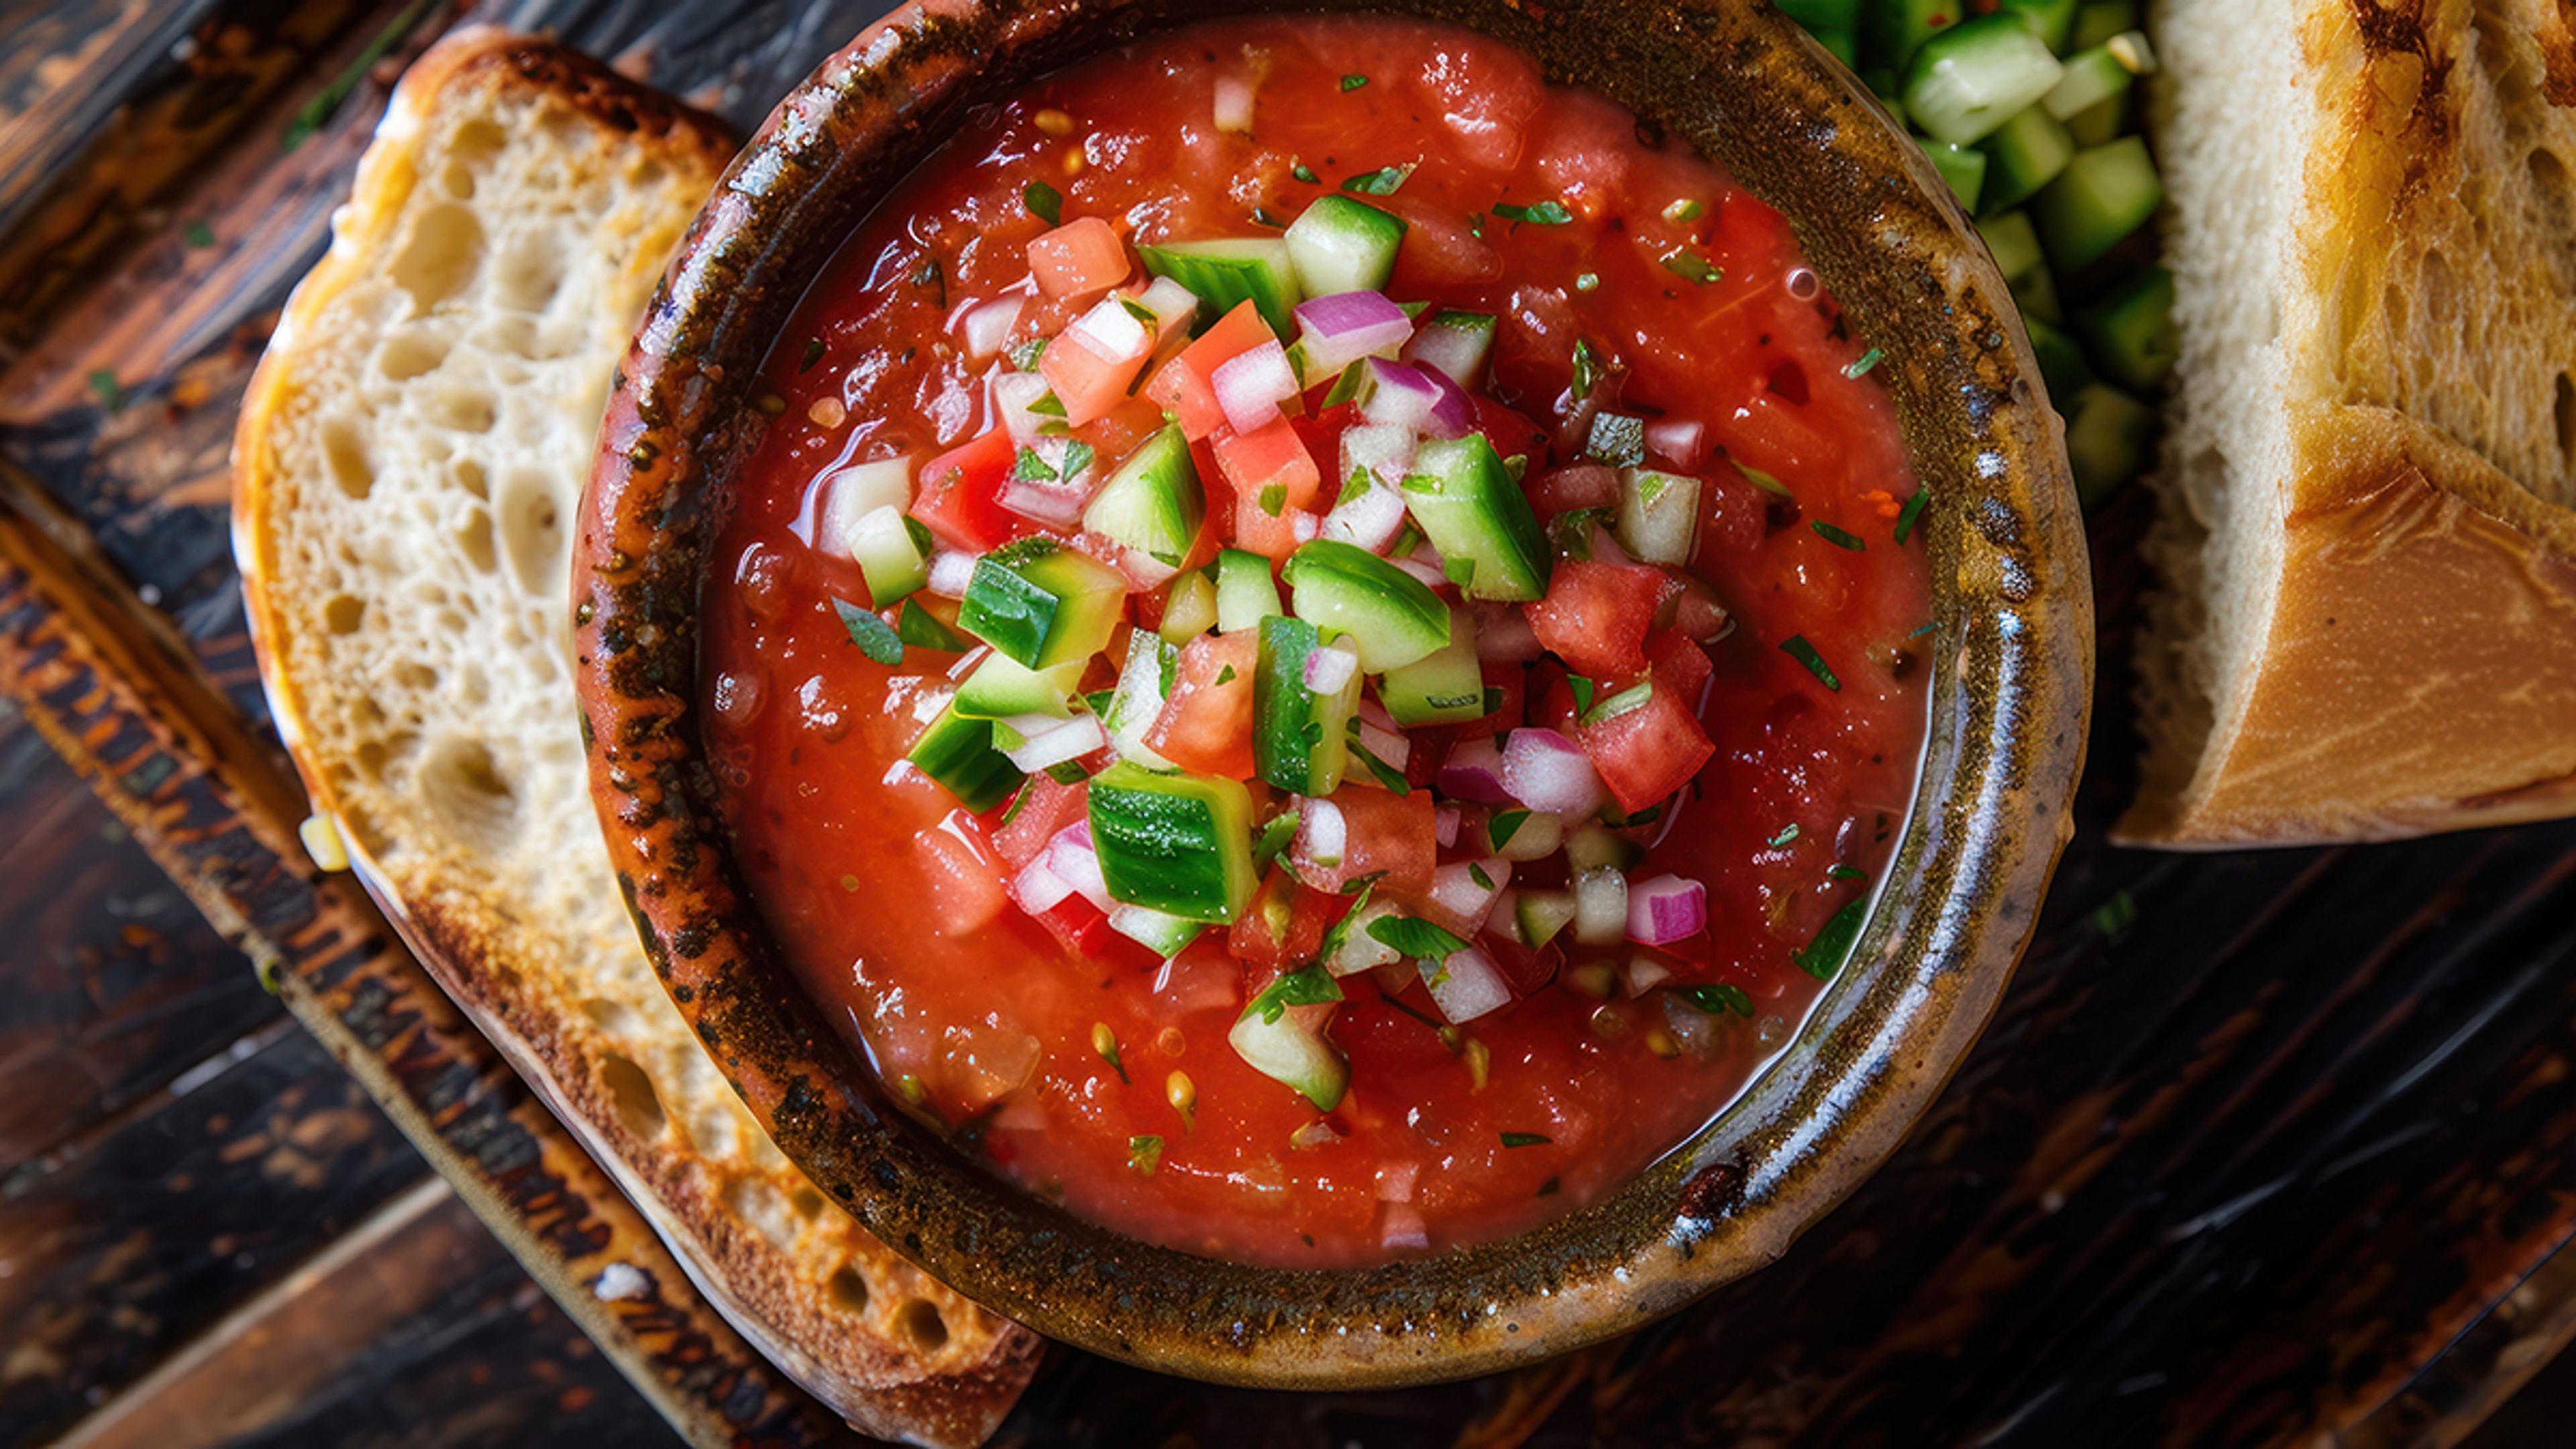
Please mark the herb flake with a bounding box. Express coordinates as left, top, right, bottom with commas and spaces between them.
1493, 199, 1573, 226
1895, 489, 1929, 544
1842, 346, 1885, 379
1293, 162, 1320, 183
1024, 180, 1064, 226
1246, 965, 1343, 1024
1781, 635, 1841, 692
1500, 1131, 1552, 1148
832, 598, 904, 664
1340, 73, 1370, 91
1367, 914, 1470, 963
1793, 899, 1868, 981
1767, 823, 1801, 848
1490, 809, 1532, 848
1128, 1134, 1164, 1175
1340, 164, 1415, 196
1676, 983, 1756, 1017
1661, 249, 1722, 285
182, 221, 215, 248
897, 599, 971, 651
1811, 520, 1867, 551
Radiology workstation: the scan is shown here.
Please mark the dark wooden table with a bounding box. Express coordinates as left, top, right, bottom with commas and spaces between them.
5, 3, 2576, 1446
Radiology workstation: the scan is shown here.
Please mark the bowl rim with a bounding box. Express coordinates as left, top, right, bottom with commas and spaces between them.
572, 0, 2092, 1389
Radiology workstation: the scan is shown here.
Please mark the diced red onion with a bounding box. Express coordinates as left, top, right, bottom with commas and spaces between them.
1381, 1202, 1430, 1252
1357, 358, 1442, 433
1355, 718, 1409, 771
1133, 276, 1199, 339
1299, 796, 1347, 869
1303, 644, 1358, 696
1437, 737, 1511, 803
1213, 74, 1255, 133
1420, 943, 1513, 1022
957, 293, 1026, 359
1418, 365, 1474, 440
1375, 1160, 1419, 1203
1042, 821, 1114, 912
1293, 290, 1415, 374
1389, 554, 1447, 588
927, 549, 980, 598
1068, 294, 1152, 362
1646, 418, 1707, 467
1434, 805, 1461, 849
997, 438, 1100, 527
1470, 602, 1542, 661
1010, 857, 1075, 915
1212, 339, 1299, 434
1320, 472, 1407, 553
990, 370, 1055, 444
1623, 956, 1674, 994
1002, 712, 1105, 773
1500, 728, 1607, 817
1426, 857, 1511, 934
1625, 873, 1709, 945
1401, 321, 1484, 388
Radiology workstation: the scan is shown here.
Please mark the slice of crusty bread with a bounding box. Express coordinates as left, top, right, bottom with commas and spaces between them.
231, 28, 1039, 1444
2123, 0, 2576, 847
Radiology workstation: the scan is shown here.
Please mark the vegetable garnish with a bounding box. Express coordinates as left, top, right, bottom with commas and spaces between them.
1340, 164, 1414, 195
1841, 346, 1885, 379
1490, 809, 1532, 847
1571, 339, 1605, 398
1811, 520, 1868, 551
1567, 675, 1599, 714
1246, 965, 1344, 1024
1367, 914, 1470, 961
1660, 249, 1721, 284
1662, 197, 1705, 223
1493, 199, 1573, 225
1739, 464, 1794, 496
1781, 635, 1842, 691
896, 599, 972, 651
1500, 1132, 1552, 1148
1341, 73, 1370, 91
1827, 864, 1868, 881
1252, 811, 1299, 871
832, 598, 905, 664
1894, 489, 1930, 543
1293, 162, 1320, 183
1676, 983, 1756, 1017
1767, 823, 1802, 848
1025, 180, 1065, 225
1792, 898, 1868, 981
1128, 1134, 1165, 1174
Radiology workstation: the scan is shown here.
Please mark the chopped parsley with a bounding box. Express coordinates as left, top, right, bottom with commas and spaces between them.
1468, 862, 1495, 890
1827, 865, 1869, 881
1740, 464, 1794, 497
1811, 520, 1867, 551
1252, 811, 1299, 872
1354, 739, 1410, 795
1500, 1131, 1552, 1148
1128, 1134, 1164, 1175
1293, 162, 1320, 183
1366, 914, 1469, 963
1012, 447, 1059, 482
800, 337, 826, 372
1781, 635, 1841, 692
896, 599, 971, 652
1340, 164, 1414, 196
1571, 339, 1605, 399
1895, 489, 1929, 544
1258, 482, 1288, 517
1340, 73, 1370, 91
1027, 390, 1068, 417
1215, 663, 1238, 686
1663, 198, 1706, 223
1493, 199, 1573, 226
1024, 180, 1064, 226
1008, 336, 1049, 372
1062, 440, 1095, 479
1676, 983, 1756, 1017
1567, 674, 1599, 715
1489, 809, 1532, 848
1842, 346, 1885, 379
1793, 899, 1868, 981
830, 598, 904, 665
1661, 249, 1722, 285
1767, 823, 1801, 848
1246, 965, 1342, 1024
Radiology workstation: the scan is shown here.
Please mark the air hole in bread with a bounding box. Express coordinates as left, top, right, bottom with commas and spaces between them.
2382, 282, 2408, 339
790, 1185, 826, 1220
325, 595, 366, 635
2532, 147, 2569, 202
453, 457, 488, 500
580, 996, 647, 1039
496, 232, 567, 313
392, 203, 484, 314
418, 734, 518, 845
897, 1299, 949, 1352
378, 333, 448, 380
323, 415, 374, 500
456, 506, 496, 573
724, 1177, 798, 1251
597, 1051, 667, 1141
448, 117, 506, 170
440, 162, 476, 200
826, 1265, 871, 1315
427, 386, 497, 434
634, 160, 667, 191
500, 476, 566, 596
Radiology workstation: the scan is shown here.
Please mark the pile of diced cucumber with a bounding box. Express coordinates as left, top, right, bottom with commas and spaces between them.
1780, 0, 2174, 505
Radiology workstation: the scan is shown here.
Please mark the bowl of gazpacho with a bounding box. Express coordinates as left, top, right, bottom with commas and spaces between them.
575, 0, 2091, 1388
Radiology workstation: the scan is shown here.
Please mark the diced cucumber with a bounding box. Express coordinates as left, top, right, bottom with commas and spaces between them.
1863, 0, 1961, 71
1280, 539, 1453, 672
2033, 136, 2161, 270
1379, 607, 1485, 725
1086, 762, 1256, 924
844, 504, 930, 607
1083, 424, 1203, 568
1515, 888, 1577, 950
2074, 264, 2177, 391
2062, 91, 2125, 147
1228, 1000, 1348, 1111
1283, 195, 1408, 299
1104, 629, 1179, 767
2012, 262, 2065, 327
953, 649, 1082, 720
1903, 15, 2066, 146
1108, 904, 1203, 959
957, 539, 1126, 670
1925, 140, 1988, 210
2064, 382, 2155, 508
1564, 821, 1642, 874
1140, 239, 1301, 337
1616, 467, 1701, 567
2043, 44, 2133, 120
1978, 209, 2046, 282
906, 704, 1024, 812
1996, 0, 2077, 52
1401, 435, 1553, 602
819, 458, 913, 550
1161, 569, 1217, 643
1326, 896, 1405, 975
1215, 548, 1284, 633
1978, 104, 2074, 213
1253, 616, 1360, 794
2024, 315, 2099, 405
2070, 1, 2139, 52
1402, 309, 1499, 390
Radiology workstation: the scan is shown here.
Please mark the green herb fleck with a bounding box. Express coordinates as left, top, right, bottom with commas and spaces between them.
1024, 181, 1064, 226
1493, 199, 1573, 226
1500, 1131, 1552, 1148
1740, 464, 1793, 497
1340, 74, 1370, 91
1355, 743, 1411, 795
1793, 899, 1868, 981
1258, 482, 1287, 517
1567, 675, 1599, 715
1027, 390, 1068, 417
1576, 272, 1601, 292
800, 337, 826, 372
1253, 812, 1299, 872
914, 256, 946, 306
1895, 489, 1929, 544
1246, 965, 1343, 1024
1767, 823, 1801, 849
1811, 520, 1867, 551
1063, 441, 1095, 480
1571, 339, 1604, 400
1490, 809, 1532, 849
2090, 890, 2139, 936
1129, 1134, 1164, 1175
1367, 914, 1469, 963
182, 221, 215, 248
1009, 336, 1049, 372
1468, 862, 1495, 890
1252, 206, 1290, 229
832, 598, 904, 665
1293, 162, 1320, 183
1781, 635, 1841, 692
1012, 447, 1059, 482
1842, 346, 1885, 379
1340, 164, 1414, 196
1663, 198, 1706, 223
1582, 682, 1653, 727
1044, 760, 1093, 785
1676, 982, 1756, 1017
1661, 250, 1721, 285
897, 599, 971, 652
87, 370, 123, 412
1827, 865, 1868, 881
1216, 663, 1238, 686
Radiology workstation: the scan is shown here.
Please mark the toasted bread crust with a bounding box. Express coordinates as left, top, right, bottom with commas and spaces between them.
233, 28, 1036, 1444
2123, 0, 2576, 847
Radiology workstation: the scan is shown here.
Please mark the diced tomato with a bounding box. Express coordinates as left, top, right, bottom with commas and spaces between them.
1468, 394, 1548, 466
1291, 788, 1436, 894
1026, 217, 1130, 299
1527, 659, 1578, 734
910, 429, 1033, 551
991, 777, 1087, 867
1379, 194, 1503, 289
1041, 299, 1157, 425
1525, 560, 1672, 680
1214, 416, 1322, 559
1146, 301, 1275, 440
1456, 661, 1527, 741
1228, 871, 1347, 975
1024, 892, 1118, 958
1576, 681, 1715, 813
1480, 926, 1561, 997
1143, 630, 1258, 777
1525, 463, 1621, 518
1642, 629, 1713, 708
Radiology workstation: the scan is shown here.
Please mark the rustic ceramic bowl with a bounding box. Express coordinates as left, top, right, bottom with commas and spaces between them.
573, 0, 2091, 1389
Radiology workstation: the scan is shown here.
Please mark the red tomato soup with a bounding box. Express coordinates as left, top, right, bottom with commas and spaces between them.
701, 13, 1931, 1268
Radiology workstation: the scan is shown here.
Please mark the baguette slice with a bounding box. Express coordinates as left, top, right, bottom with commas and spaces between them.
2125, 0, 2576, 846
231, 29, 1039, 1444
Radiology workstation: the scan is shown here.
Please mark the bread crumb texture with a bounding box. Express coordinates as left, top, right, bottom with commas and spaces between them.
232, 29, 1035, 1445
2128, 0, 2576, 846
